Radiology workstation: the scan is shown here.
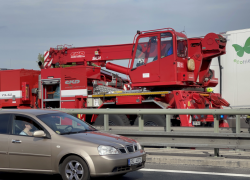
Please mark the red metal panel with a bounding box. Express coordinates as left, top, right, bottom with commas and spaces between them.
129, 60, 160, 83
116, 96, 142, 105
177, 72, 195, 82
0, 70, 21, 91
203, 78, 218, 87
41, 68, 61, 79
75, 95, 86, 108
61, 67, 87, 91
61, 101, 75, 108
159, 55, 176, 82
0, 69, 40, 108
20, 70, 40, 107
0, 99, 21, 107
86, 66, 101, 80
21, 82, 29, 101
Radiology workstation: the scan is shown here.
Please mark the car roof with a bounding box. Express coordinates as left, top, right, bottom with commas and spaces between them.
0, 109, 62, 116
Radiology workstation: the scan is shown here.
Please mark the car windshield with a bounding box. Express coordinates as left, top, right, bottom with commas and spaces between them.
37, 113, 96, 135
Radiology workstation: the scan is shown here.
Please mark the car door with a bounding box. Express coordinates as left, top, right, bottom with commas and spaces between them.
0, 113, 11, 168
8, 114, 52, 171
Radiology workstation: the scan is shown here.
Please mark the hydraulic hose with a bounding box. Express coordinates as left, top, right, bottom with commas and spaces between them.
218, 56, 222, 97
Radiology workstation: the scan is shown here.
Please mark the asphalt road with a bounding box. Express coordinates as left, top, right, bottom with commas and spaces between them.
1, 164, 250, 180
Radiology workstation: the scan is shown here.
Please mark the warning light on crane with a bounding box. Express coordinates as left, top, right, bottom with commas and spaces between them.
207, 88, 214, 92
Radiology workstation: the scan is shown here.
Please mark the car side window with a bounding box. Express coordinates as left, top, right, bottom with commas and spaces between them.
12, 115, 43, 136
0, 114, 10, 134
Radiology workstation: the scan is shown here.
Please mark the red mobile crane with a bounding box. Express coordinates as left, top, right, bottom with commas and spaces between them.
0, 28, 230, 127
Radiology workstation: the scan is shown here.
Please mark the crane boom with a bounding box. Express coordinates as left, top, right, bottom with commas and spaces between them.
45, 43, 134, 69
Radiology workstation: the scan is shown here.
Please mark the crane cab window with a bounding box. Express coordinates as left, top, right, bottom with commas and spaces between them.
133, 36, 158, 68
160, 33, 173, 58
177, 36, 188, 58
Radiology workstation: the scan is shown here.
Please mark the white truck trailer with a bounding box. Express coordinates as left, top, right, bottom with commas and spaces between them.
211, 28, 250, 109
210, 28, 250, 128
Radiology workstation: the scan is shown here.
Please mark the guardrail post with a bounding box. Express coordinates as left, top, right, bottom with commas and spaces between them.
213, 115, 220, 157
165, 114, 171, 132
139, 114, 144, 131
214, 148, 219, 157
104, 114, 109, 131
236, 115, 241, 134
214, 115, 219, 133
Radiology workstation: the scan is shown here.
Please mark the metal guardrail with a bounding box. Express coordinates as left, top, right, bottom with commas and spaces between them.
56, 108, 249, 132
56, 108, 250, 156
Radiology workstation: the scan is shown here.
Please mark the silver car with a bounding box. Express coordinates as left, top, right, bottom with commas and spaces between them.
0, 109, 146, 180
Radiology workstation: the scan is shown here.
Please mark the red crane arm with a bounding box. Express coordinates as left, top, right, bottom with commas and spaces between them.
45, 43, 134, 68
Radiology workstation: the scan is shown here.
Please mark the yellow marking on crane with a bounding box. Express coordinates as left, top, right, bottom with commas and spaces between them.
89, 91, 170, 97
200, 94, 209, 97
112, 91, 123, 94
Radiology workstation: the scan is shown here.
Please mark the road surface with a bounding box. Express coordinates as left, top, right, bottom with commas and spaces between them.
1, 164, 250, 180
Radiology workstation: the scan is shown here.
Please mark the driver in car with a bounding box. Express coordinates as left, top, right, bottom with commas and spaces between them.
20, 120, 33, 136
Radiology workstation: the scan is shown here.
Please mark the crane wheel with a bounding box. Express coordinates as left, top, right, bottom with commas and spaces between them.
134, 114, 166, 126
93, 114, 130, 126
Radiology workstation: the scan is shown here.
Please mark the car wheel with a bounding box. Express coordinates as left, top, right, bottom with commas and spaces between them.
134, 114, 166, 126
93, 114, 130, 126
60, 155, 90, 180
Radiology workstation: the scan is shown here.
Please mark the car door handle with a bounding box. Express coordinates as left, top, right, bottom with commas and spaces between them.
11, 139, 22, 143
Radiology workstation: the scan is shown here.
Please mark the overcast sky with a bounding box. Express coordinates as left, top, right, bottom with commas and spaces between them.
0, 0, 249, 70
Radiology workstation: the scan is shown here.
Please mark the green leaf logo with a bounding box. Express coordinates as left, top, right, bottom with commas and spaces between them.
232, 44, 244, 57
244, 37, 250, 53
232, 37, 250, 57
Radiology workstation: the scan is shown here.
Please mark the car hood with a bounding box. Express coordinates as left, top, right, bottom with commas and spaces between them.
64, 131, 137, 147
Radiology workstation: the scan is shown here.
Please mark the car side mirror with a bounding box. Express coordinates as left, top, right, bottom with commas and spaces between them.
33, 130, 46, 138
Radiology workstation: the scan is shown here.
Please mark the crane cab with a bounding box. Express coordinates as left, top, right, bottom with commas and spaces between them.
129, 28, 191, 88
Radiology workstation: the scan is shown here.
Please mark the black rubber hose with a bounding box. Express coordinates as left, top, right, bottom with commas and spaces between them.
35, 90, 39, 109
218, 56, 222, 97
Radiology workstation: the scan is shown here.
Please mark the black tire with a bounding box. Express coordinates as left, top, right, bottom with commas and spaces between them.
60, 155, 90, 180
93, 114, 130, 126
134, 114, 166, 126
171, 119, 181, 126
